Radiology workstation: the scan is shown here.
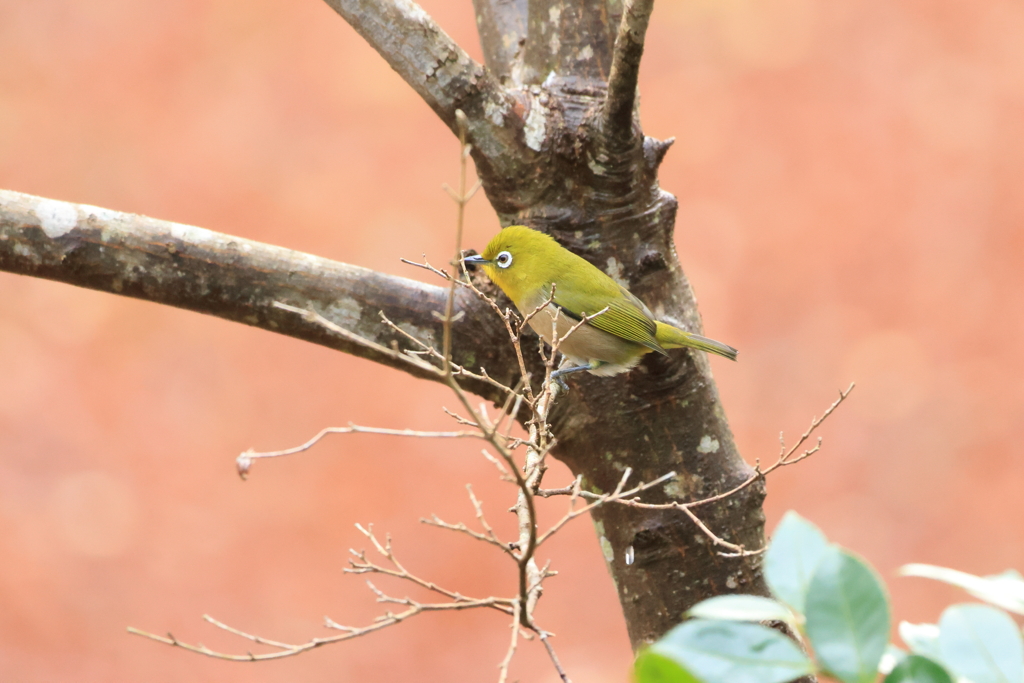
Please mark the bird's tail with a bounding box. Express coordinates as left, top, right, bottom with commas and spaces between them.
654, 321, 738, 361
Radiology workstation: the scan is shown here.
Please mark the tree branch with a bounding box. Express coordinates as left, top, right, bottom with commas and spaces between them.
522, 0, 618, 86
603, 0, 655, 149
322, 0, 530, 176
471, 0, 528, 80
0, 189, 517, 400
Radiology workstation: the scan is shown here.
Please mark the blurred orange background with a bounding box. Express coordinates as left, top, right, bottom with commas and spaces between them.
1, 1, 1022, 681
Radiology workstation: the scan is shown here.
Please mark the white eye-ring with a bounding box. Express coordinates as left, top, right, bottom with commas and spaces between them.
495, 251, 513, 269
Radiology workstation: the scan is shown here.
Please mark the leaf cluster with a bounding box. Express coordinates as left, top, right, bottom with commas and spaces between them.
635, 511, 1024, 683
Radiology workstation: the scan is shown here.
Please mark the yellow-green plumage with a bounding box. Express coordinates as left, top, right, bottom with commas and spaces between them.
465, 226, 737, 377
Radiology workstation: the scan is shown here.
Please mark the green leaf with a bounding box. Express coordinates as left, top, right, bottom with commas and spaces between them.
634, 652, 701, 683
898, 622, 942, 661
764, 511, 830, 613
900, 564, 1024, 615
650, 619, 814, 683
687, 595, 796, 625
938, 603, 1024, 683
883, 655, 955, 683
804, 547, 891, 683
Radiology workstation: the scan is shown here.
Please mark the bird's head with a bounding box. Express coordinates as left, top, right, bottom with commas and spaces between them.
463, 226, 561, 305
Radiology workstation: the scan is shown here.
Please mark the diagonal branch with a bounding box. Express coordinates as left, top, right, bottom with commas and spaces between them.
602, 0, 655, 149
471, 0, 528, 79
0, 189, 518, 401
322, 0, 530, 175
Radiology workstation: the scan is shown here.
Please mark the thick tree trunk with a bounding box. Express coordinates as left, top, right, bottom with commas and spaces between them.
0, 0, 769, 651
455, 0, 769, 646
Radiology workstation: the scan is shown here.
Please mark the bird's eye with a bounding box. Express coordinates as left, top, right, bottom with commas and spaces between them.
495, 251, 513, 269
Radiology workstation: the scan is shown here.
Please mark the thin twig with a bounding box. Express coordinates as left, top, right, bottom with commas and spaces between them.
480, 448, 513, 479
422, 514, 511, 554
538, 629, 572, 683
236, 424, 482, 479
536, 475, 583, 498
537, 469, 676, 545
626, 383, 856, 512
378, 310, 521, 399
441, 111, 472, 374
467, 484, 505, 548
344, 524, 515, 616
497, 600, 522, 683
612, 384, 856, 555
272, 301, 441, 375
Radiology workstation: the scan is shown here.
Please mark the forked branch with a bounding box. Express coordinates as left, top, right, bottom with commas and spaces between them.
128, 526, 515, 662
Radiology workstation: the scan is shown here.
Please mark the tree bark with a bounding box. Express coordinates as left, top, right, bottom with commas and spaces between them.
0, 189, 527, 397
0, 0, 769, 651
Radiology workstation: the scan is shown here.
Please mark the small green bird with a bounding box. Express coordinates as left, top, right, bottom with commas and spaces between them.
463, 226, 737, 381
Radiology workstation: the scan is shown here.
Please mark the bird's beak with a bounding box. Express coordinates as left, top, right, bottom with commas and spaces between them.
462, 254, 489, 266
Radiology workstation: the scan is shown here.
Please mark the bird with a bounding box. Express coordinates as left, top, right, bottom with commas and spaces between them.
462, 226, 737, 381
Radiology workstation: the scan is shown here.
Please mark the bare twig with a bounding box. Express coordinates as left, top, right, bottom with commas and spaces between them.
510, 385, 550, 625
443, 406, 480, 427
495, 390, 526, 446
515, 284, 558, 342
497, 600, 522, 683
400, 255, 460, 282
678, 505, 750, 555
236, 422, 482, 479
768, 383, 857, 473
345, 523, 515, 616
466, 484, 505, 548
614, 384, 856, 555
128, 585, 507, 663
441, 111, 473, 373
422, 513, 511, 554
273, 302, 441, 375
538, 630, 572, 683
480, 448, 513, 479
536, 475, 584, 498
629, 383, 856, 511
420, 124, 561, 639
536, 469, 677, 545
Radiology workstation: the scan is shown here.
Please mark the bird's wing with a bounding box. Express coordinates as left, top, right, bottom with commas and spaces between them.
548, 284, 666, 355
